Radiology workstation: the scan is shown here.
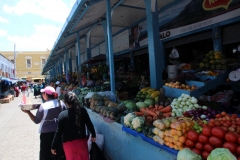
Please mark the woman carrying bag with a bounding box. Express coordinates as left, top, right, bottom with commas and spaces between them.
51, 91, 96, 160
21, 86, 67, 160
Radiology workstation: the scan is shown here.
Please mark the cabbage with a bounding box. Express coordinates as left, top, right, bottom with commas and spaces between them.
207, 148, 236, 160
177, 148, 202, 160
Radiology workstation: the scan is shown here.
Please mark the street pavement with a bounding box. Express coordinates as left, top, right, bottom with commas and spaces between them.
0, 91, 42, 160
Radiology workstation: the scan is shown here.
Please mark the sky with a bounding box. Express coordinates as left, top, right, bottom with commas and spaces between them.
0, 0, 76, 51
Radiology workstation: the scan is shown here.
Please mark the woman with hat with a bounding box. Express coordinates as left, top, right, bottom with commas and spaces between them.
21, 86, 67, 160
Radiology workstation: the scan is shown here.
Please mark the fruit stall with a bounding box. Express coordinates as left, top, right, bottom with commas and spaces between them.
77, 49, 240, 160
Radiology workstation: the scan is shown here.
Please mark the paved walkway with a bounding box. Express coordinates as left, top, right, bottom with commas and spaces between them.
0, 92, 42, 160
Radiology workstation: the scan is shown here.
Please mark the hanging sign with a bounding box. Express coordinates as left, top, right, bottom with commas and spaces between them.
203, 0, 232, 11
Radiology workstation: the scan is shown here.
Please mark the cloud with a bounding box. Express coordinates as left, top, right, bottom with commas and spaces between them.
7, 24, 61, 50
0, 29, 7, 36
0, 16, 9, 24
3, 0, 75, 23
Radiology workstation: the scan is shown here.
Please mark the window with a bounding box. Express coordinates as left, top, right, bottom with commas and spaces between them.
27, 59, 31, 68
41, 59, 46, 67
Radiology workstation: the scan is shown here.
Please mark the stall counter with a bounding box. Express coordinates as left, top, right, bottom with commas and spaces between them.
86, 108, 177, 160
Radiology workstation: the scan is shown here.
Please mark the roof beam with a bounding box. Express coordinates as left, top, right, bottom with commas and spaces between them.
69, 2, 90, 32
119, 4, 145, 10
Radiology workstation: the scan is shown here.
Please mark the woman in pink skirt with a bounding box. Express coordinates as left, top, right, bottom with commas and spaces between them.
51, 91, 96, 160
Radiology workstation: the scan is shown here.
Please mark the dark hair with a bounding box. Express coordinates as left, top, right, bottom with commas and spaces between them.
45, 92, 58, 99
64, 91, 82, 127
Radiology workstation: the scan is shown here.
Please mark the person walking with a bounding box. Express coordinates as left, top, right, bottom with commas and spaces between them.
51, 91, 96, 160
21, 86, 67, 160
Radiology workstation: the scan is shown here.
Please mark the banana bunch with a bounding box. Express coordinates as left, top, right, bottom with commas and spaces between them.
91, 66, 98, 73
97, 64, 107, 75
150, 91, 160, 99
140, 87, 150, 92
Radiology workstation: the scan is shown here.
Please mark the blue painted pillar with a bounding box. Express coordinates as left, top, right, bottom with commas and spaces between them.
144, 0, 164, 89
77, 32, 81, 73
59, 61, 63, 75
101, 20, 109, 66
85, 31, 91, 67
130, 51, 135, 71
212, 24, 222, 52
69, 56, 72, 74
106, 0, 115, 94
65, 47, 69, 83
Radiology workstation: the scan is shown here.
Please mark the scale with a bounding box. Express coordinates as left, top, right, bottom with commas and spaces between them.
228, 69, 240, 81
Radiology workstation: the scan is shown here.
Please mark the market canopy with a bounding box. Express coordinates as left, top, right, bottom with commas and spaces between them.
42, 0, 174, 74
82, 54, 107, 64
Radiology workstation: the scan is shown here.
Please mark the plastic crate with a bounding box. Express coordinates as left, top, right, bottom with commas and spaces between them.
163, 80, 204, 98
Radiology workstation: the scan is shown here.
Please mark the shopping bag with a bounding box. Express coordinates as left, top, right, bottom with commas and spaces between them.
90, 142, 107, 160
88, 134, 104, 151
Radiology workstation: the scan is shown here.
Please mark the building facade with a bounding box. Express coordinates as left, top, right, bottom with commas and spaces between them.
0, 51, 50, 81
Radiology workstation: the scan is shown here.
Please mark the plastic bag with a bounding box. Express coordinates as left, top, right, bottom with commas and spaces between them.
97, 91, 117, 102
89, 142, 107, 160
88, 134, 104, 152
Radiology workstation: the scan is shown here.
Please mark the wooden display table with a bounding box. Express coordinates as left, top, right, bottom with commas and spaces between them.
0, 95, 14, 103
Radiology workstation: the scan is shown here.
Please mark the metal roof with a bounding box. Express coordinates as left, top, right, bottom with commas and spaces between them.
42, 0, 175, 74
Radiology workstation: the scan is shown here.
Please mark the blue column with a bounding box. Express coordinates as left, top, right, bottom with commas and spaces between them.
65, 47, 69, 83
85, 31, 91, 63
212, 24, 222, 52
106, 0, 115, 93
130, 51, 135, 71
69, 57, 72, 74
77, 32, 82, 73
101, 20, 109, 66
59, 61, 63, 75
144, 0, 164, 89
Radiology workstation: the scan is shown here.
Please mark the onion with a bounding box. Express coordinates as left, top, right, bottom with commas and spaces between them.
212, 110, 217, 115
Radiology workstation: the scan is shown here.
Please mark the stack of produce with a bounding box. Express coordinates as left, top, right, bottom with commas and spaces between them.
184, 112, 240, 159
199, 50, 232, 70
165, 81, 197, 91
135, 104, 172, 125
135, 87, 160, 104
123, 113, 146, 132
171, 94, 203, 117
183, 107, 218, 121
152, 117, 195, 150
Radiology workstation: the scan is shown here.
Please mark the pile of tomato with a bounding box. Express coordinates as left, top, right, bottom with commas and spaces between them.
184, 112, 240, 160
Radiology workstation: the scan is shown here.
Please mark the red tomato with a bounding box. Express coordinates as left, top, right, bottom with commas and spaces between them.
223, 142, 236, 153
211, 127, 226, 139
209, 136, 223, 147
238, 157, 240, 160
185, 139, 195, 148
187, 130, 199, 142
236, 146, 240, 155
236, 121, 240, 126
202, 151, 210, 160
208, 122, 215, 128
195, 142, 204, 150
238, 137, 240, 144
216, 114, 221, 118
225, 132, 237, 143
214, 121, 221, 127
192, 148, 202, 155
198, 134, 209, 144
204, 144, 214, 153
202, 126, 212, 137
